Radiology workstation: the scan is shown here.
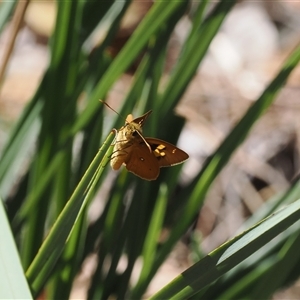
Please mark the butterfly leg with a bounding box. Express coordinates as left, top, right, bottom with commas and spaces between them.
110, 150, 130, 170
110, 143, 131, 160
110, 128, 118, 146
111, 128, 118, 135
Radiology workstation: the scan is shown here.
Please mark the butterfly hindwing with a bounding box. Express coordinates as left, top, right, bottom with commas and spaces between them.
124, 141, 160, 180
109, 106, 188, 180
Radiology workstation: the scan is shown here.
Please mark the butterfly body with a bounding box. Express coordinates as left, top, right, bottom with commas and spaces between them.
110, 110, 189, 180
111, 119, 145, 170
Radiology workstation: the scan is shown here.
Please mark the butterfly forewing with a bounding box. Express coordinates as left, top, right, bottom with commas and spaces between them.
109, 107, 189, 181
145, 138, 189, 167
130, 110, 152, 126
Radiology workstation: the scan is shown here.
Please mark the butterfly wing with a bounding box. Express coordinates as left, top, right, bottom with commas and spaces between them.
130, 110, 152, 126
124, 141, 160, 180
145, 138, 189, 167
111, 110, 188, 180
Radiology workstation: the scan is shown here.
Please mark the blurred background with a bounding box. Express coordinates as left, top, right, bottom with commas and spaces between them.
1, 0, 300, 298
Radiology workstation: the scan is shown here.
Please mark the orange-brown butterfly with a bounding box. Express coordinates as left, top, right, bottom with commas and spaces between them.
109, 109, 189, 180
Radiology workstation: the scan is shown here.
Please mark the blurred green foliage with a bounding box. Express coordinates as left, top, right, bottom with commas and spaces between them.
1, 1, 300, 299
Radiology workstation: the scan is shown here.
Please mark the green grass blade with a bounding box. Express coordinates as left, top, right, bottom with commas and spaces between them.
72, 1, 189, 133
5, 0, 299, 298
11, 151, 64, 230
160, 0, 236, 115
150, 199, 300, 299
155, 43, 300, 274
130, 183, 169, 299
26, 133, 114, 296
48, 212, 88, 299
0, 78, 44, 198
218, 230, 300, 299
201, 207, 300, 299
87, 172, 130, 299
21, 0, 86, 270
251, 231, 300, 298
241, 179, 300, 233
0, 0, 16, 34
0, 199, 32, 299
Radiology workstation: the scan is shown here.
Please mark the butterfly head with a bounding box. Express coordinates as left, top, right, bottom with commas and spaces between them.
124, 111, 152, 141
124, 122, 143, 140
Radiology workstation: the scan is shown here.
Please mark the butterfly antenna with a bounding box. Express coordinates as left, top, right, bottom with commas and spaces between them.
99, 99, 125, 119
136, 130, 152, 153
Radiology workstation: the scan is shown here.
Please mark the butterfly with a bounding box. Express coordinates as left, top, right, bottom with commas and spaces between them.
110, 110, 189, 180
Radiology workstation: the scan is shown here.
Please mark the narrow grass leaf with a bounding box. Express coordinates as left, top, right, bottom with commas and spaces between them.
0, 80, 44, 198
155, 42, 300, 274
130, 183, 169, 299
248, 231, 300, 299
150, 199, 300, 299
161, 0, 237, 115
26, 133, 114, 296
0, 199, 32, 299
0, 1, 16, 34
72, 1, 188, 133
11, 151, 65, 230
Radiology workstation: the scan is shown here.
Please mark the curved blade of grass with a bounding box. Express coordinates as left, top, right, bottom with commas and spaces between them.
130, 183, 169, 299
20, 1, 83, 269
115, 180, 156, 298
0, 1, 16, 34
198, 182, 300, 299
11, 151, 65, 231
160, 0, 236, 116
150, 199, 300, 299
72, 1, 188, 134
87, 171, 131, 299
185, 0, 209, 46
0, 78, 44, 198
100, 26, 174, 137
49, 209, 88, 299
0, 199, 32, 299
256, 230, 300, 297
0, 0, 29, 84
234, 179, 300, 240
80, 0, 116, 44
99, 53, 153, 137
141, 5, 189, 135
200, 208, 300, 299
25, 132, 114, 296
138, 41, 300, 294
217, 229, 300, 299
159, 42, 300, 264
